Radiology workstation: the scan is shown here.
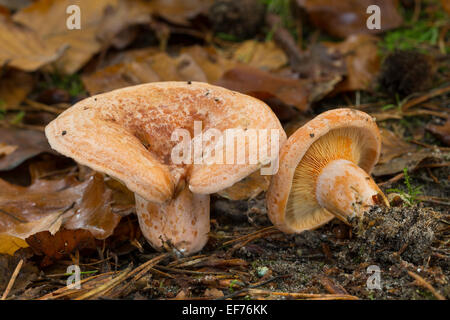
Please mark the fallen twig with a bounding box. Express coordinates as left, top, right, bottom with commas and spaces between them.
407, 271, 446, 300
1, 259, 24, 300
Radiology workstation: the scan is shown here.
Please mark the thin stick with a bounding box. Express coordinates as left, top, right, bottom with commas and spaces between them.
1, 259, 24, 300
407, 271, 446, 300
402, 84, 450, 111
248, 289, 359, 300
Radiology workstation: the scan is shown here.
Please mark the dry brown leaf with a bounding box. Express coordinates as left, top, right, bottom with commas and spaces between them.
181, 46, 237, 83
0, 15, 65, 71
217, 170, 270, 201
379, 129, 417, 164
325, 34, 381, 92
427, 118, 450, 146
0, 171, 124, 244
26, 229, 96, 267
13, 0, 155, 74
0, 128, 55, 171
0, 69, 34, 110
96, 0, 154, 45
64, 174, 121, 239
296, 0, 403, 38
82, 50, 207, 95
216, 65, 311, 112
373, 149, 441, 176
230, 40, 288, 71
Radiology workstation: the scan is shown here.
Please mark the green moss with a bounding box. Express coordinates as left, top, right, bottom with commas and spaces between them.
41, 72, 86, 97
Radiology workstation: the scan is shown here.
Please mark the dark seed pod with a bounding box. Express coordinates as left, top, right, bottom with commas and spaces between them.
209, 0, 266, 39
379, 50, 434, 98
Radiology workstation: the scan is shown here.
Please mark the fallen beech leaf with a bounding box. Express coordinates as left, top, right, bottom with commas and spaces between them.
96, 0, 154, 45
231, 40, 288, 71
378, 129, 417, 164
373, 149, 441, 176
64, 174, 122, 239
0, 69, 34, 110
325, 35, 381, 92
217, 170, 270, 201
181, 46, 237, 83
0, 15, 65, 71
0, 171, 127, 245
427, 118, 450, 146
26, 229, 96, 267
82, 50, 207, 94
0, 234, 28, 255
0, 128, 56, 171
217, 65, 310, 112
296, 0, 403, 38
13, 0, 116, 74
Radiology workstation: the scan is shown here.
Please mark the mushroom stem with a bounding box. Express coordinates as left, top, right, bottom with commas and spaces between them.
316, 159, 388, 222
135, 185, 210, 255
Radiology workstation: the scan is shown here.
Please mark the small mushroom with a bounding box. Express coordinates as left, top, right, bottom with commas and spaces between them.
266, 108, 388, 234
45, 82, 285, 255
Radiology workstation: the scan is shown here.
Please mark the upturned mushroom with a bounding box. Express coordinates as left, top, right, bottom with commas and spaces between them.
266, 108, 388, 234
45, 81, 285, 255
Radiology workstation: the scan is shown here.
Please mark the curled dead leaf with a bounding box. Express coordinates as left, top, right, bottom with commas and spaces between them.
0, 15, 66, 72
296, 0, 403, 38
216, 65, 310, 112
0, 128, 56, 171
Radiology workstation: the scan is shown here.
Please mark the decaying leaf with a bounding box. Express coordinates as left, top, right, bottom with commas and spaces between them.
217, 170, 270, 201
0, 69, 34, 110
64, 174, 121, 239
296, 0, 403, 38
26, 229, 96, 267
0, 15, 65, 71
82, 50, 208, 94
13, 0, 116, 74
427, 118, 450, 146
217, 65, 311, 112
0, 128, 56, 171
230, 40, 288, 71
0, 172, 125, 248
378, 129, 417, 164
181, 46, 237, 83
325, 34, 381, 92
373, 149, 443, 176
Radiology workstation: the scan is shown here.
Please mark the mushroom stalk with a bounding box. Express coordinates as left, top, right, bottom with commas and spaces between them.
135, 186, 210, 255
316, 159, 388, 222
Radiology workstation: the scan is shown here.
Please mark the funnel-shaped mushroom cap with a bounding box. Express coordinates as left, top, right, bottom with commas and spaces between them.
267, 108, 382, 234
45, 82, 285, 202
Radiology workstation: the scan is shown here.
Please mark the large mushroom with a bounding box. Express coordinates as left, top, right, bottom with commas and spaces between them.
45, 82, 285, 255
267, 108, 388, 234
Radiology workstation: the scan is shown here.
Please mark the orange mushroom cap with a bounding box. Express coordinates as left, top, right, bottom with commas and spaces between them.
266, 108, 387, 234
45, 81, 285, 254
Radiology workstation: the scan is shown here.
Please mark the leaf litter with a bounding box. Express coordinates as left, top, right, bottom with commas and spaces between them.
0, 0, 449, 300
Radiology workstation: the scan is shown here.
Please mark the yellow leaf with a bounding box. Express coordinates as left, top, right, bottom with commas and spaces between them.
0, 234, 29, 255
